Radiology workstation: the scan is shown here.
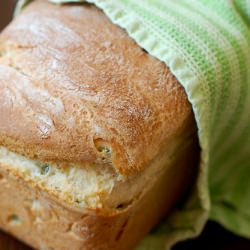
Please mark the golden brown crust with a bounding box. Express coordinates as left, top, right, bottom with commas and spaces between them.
0, 0, 191, 175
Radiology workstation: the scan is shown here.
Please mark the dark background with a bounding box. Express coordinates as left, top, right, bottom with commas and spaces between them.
1, 1, 250, 249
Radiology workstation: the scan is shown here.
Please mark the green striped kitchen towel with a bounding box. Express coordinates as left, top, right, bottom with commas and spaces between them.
15, 0, 250, 249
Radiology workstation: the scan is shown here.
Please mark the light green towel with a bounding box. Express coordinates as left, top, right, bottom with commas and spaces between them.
15, 0, 250, 249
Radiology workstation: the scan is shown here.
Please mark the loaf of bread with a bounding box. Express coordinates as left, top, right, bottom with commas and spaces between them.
0, 1, 199, 249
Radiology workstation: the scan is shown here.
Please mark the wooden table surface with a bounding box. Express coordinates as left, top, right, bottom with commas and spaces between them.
1, 1, 250, 250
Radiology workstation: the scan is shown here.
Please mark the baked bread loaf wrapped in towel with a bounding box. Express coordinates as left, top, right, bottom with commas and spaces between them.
0, 0, 199, 249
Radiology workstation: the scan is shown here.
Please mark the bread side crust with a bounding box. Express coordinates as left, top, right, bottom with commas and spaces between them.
0, 133, 198, 250
0, 0, 191, 175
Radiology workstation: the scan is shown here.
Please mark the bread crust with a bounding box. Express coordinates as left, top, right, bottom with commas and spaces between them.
0, 0, 191, 175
